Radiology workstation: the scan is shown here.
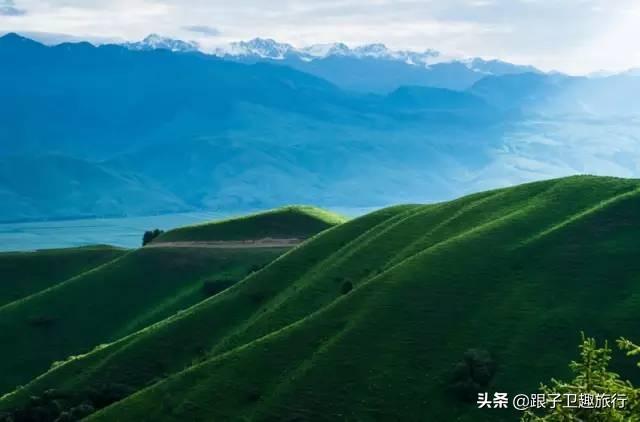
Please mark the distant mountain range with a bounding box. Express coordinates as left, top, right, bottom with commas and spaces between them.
124, 34, 199, 53
124, 35, 541, 92
1, 32, 640, 222
214, 38, 442, 64
0, 32, 501, 221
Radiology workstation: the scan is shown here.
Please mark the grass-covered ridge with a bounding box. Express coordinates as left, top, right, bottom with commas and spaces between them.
154, 206, 346, 243
3, 176, 640, 421
0, 247, 286, 396
0, 206, 341, 397
0, 246, 125, 308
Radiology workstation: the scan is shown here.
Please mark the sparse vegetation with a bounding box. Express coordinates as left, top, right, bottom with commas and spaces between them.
450, 349, 496, 402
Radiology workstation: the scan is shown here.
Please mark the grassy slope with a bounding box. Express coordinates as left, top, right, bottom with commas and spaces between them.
0, 207, 342, 397
154, 206, 346, 242
0, 246, 125, 307
0, 247, 286, 395
4, 176, 640, 422
0, 205, 411, 407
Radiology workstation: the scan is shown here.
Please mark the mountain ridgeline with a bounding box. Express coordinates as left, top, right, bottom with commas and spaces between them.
209, 37, 541, 93
4, 33, 640, 222
0, 32, 506, 221
1, 176, 640, 421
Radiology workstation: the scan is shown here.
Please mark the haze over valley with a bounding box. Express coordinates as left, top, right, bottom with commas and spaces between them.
1, 32, 640, 223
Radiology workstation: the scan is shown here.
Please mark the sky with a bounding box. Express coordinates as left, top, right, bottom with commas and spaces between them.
1, 0, 639, 74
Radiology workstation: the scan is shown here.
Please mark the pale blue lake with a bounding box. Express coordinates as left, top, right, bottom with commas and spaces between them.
0, 207, 375, 252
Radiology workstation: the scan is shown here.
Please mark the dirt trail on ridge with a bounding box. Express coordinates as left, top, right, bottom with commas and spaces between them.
146, 238, 302, 249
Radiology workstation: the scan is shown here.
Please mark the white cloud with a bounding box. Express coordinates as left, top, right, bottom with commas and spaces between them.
0, 0, 26, 16
182, 25, 220, 36
1, 0, 638, 73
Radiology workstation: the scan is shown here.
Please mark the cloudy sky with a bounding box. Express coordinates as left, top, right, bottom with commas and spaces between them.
1, 0, 639, 74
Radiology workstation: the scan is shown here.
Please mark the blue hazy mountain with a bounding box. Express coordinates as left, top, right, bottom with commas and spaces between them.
468, 72, 567, 110
385, 86, 490, 110
0, 33, 501, 221
0, 154, 189, 222
469, 71, 640, 115
2, 33, 639, 222
0, 33, 362, 159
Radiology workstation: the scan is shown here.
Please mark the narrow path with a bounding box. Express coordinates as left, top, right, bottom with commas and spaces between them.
146, 238, 302, 249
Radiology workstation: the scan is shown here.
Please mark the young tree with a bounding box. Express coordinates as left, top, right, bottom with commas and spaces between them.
522, 334, 640, 421
142, 228, 164, 246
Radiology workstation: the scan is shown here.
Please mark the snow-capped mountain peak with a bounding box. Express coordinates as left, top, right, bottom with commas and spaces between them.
122, 35, 443, 65
461, 57, 541, 75
211, 39, 441, 65
118, 35, 546, 77
300, 42, 351, 58
353, 43, 390, 58
214, 38, 295, 60
125, 34, 199, 53
350, 44, 440, 65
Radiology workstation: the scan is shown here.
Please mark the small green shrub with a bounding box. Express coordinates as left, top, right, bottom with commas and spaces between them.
202, 279, 237, 297
248, 291, 267, 305
450, 348, 496, 402
87, 383, 135, 408
246, 263, 266, 276
246, 390, 261, 403
68, 402, 94, 420
341, 281, 353, 295
27, 315, 57, 328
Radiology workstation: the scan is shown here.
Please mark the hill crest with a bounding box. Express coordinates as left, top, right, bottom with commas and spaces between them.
154, 206, 346, 243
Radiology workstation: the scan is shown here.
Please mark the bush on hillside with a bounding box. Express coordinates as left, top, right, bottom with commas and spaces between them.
67, 403, 95, 421
142, 229, 164, 246
246, 263, 266, 276
27, 315, 57, 328
87, 383, 136, 409
248, 291, 267, 305
341, 281, 353, 295
202, 279, 237, 297
246, 389, 261, 403
450, 348, 496, 402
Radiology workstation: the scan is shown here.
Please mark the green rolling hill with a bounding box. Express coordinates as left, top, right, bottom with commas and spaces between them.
0, 207, 341, 399
0, 246, 125, 307
2, 176, 640, 421
153, 206, 347, 243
